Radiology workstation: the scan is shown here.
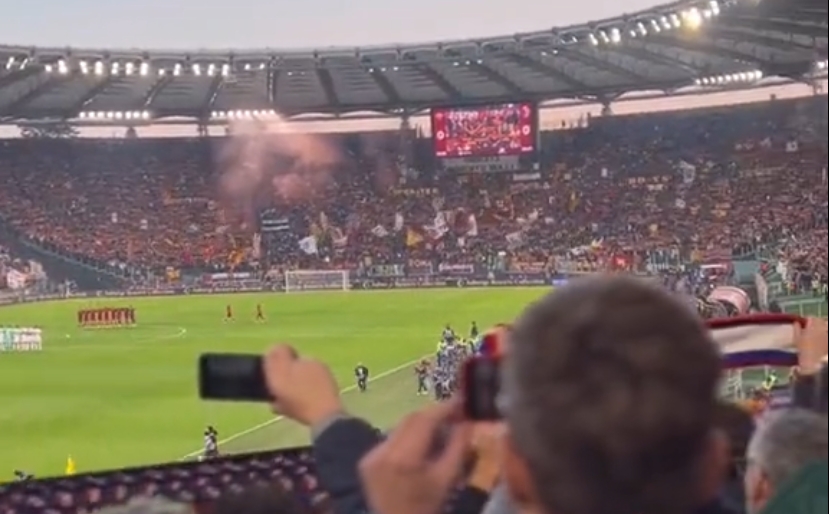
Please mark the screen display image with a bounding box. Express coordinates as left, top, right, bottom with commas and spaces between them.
431, 103, 535, 158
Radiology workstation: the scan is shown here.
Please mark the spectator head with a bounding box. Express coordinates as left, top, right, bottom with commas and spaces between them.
500, 275, 725, 514
743, 408, 829, 514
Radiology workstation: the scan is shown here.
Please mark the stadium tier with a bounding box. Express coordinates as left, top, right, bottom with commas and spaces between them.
0, 0, 827, 513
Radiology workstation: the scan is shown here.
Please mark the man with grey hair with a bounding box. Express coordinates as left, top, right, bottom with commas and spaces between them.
743, 408, 828, 514
498, 275, 730, 514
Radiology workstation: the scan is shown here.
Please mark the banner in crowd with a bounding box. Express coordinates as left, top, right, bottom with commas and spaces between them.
260, 208, 290, 232
5, 269, 27, 290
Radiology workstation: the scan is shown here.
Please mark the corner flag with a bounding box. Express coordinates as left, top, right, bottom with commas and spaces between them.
65, 456, 75, 475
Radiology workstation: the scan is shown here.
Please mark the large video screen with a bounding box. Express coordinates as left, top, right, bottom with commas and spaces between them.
431, 103, 536, 158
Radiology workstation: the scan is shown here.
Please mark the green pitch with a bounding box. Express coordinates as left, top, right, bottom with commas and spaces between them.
0, 288, 547, 478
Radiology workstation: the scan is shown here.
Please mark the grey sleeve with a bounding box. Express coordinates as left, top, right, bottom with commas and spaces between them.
481, 484, 516, 514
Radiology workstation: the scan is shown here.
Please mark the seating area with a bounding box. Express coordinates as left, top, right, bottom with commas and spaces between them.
0, 97, 826, 287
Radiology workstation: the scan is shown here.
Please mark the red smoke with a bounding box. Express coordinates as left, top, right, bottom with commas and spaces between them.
216, 115, 342, 223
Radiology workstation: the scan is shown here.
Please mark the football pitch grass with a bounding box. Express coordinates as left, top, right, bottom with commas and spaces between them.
0, 288, 547, 478
0, 288, 824, 479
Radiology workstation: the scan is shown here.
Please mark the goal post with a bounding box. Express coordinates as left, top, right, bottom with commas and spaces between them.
284, 269, 350, 292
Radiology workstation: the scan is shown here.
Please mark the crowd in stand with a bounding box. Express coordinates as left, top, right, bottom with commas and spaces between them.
0, 96, 825, 287
0, 95, 827, 513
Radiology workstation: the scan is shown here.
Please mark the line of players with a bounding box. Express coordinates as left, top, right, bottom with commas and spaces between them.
354, 322, 482, 400
0, 326, 43, 352
77, 307, 136, 327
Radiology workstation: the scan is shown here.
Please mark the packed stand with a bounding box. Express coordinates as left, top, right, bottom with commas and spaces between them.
1, 277, 826, 514
0, 97, 824, 284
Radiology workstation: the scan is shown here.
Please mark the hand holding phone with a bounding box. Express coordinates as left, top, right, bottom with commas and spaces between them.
198, 345, 344, 427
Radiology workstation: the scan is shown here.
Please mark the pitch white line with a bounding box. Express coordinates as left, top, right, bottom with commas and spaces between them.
51, 327, 188, 351
179, 355, 425, 459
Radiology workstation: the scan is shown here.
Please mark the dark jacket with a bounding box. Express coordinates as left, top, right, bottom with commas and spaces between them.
313, 416, 379, 514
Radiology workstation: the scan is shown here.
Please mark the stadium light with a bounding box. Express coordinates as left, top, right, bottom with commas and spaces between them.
682, 8, 703, 30
211, 109, 277, 120
78, 110, 151, 121
5, 57, 14, 70
694, 69, 762, 87
94, 61, 105, 76
140, 62, 150, 76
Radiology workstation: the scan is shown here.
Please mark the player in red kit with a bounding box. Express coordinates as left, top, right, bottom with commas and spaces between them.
225, 305, 233, 321
255, 304, 265, 322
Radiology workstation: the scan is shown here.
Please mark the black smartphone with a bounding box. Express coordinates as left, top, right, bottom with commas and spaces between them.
461, 355, 502, 420
198, 353, 270, 402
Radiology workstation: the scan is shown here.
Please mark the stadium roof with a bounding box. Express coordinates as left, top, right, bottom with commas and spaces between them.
0, 0, 825, 122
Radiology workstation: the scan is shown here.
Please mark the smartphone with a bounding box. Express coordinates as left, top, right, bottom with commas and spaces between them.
198, 353, 270, 402
462, 355, 502, 420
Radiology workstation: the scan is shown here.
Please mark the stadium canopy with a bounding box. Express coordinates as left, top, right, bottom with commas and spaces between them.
0, 0, 825, 123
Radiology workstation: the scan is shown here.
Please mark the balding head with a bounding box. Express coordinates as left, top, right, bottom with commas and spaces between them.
500, 275, 722, 514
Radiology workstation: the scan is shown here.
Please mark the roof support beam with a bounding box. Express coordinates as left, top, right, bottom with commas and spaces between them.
201, 75, 224, 116
67, 76, 115, 116
467, 61, 525, 96
416, 63, 463, 101
0, 75, 66, 117
368, 69, 402, 104
561, 48, 651, 84
608, 44, 699, 76
705, 26, 823, 53
505, 52, 592, 90
268, 69, 279, 106
717, 15, 829, 39
0, 67, 41, 90
649, 34, 777, 69
316, 67, 340, 108
142, 75, 172, 109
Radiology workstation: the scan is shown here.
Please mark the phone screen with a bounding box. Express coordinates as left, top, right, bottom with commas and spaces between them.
198, 353, 270, 402
462, 356, 501, 420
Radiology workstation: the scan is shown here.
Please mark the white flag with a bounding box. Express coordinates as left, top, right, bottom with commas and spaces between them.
467, 214, 478, 236
252, 232, 261, 259
393, 213, 405, 232
371, 225, 389, 237
505, 231, 524, 249
298, 235, 318, 254
111, 212, 118, 223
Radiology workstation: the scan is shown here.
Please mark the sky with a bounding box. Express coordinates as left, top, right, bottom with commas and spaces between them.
1, 0, 664, 50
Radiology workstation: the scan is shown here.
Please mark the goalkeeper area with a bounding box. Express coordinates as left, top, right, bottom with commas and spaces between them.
0, 288, 824, 478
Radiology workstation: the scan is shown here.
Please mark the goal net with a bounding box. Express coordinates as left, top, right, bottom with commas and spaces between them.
284, 269, 350, 292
